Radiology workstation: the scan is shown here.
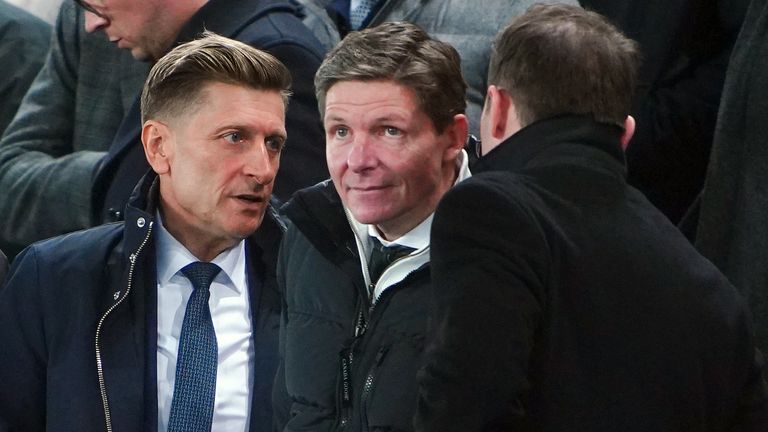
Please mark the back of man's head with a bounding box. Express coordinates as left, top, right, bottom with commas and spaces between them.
314, 21, 467, 133
489, 4, 639, 128
141, 31, 292, 124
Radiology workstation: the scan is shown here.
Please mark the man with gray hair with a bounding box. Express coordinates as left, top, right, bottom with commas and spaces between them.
0, 33, 288, 432
416, 4, 768, 431
273, 21, 471, 431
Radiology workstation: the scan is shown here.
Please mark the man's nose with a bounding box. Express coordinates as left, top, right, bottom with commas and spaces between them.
83, 11, 109, 33
244, 142, 278, 185
347, 133, 378, 172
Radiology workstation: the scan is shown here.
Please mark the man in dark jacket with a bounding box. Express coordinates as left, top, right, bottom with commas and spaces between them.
0, 34, 287, 432
415, 5, 768, 431
85, 0, 329, 224
273, 22, 471, 431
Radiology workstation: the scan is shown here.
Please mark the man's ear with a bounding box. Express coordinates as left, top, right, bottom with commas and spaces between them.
442, 113, 469, 162
480, 85, 520, 155
142, 120, 171, 174
620, 115, 635, 151
487, 85, 514, 141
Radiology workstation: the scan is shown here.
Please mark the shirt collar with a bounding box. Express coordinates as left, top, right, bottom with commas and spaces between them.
154, 210, 246, 293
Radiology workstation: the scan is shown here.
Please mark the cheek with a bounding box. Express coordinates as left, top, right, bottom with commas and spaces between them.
326, 150, 346, 180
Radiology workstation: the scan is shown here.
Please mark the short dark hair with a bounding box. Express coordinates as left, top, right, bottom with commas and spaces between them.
141, 31, 292, 123
489, 4, 640, 127
314, 21, 466, 133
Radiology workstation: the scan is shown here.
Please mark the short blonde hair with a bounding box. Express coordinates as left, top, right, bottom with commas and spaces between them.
141, 31, 292, 123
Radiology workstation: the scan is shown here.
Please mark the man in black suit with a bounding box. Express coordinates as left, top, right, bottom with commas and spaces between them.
415, 5, 768, 431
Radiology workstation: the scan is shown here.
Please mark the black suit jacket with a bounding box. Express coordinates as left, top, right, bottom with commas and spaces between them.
91, 0, 328, 225
415, 116, 768, 431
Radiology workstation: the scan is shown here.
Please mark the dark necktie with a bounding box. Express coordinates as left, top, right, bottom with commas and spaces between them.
167, 262, 221, 432
368, 237, 415, 284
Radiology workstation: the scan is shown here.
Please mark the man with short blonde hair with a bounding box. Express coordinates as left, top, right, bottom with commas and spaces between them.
0, 33, 289, 432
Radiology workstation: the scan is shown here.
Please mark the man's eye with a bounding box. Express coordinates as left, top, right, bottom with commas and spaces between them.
334, 127, 349, 138
224, 132, 244, 144
266, 136, 285, 153
383, 126, 402, 137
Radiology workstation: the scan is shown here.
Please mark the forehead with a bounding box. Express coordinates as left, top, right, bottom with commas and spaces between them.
172, 81, 286, 132
324, 80, 421, 117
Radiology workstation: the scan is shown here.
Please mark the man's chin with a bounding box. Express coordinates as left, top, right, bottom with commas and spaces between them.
130, 47, 153, 62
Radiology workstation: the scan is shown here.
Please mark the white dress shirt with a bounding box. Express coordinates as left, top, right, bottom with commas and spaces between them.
155, 214, 254, 432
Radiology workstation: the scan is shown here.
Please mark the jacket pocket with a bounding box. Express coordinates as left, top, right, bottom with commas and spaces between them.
360, 339, 422, 432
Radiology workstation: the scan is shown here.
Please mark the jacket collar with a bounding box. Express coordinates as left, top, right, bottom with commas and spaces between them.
282, 180, 355, 260
475, 115, 627, 175
174, 0, 299, 44
122, 170, 284, 267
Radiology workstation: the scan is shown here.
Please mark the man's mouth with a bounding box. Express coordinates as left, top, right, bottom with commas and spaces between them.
234, 194, 265, 204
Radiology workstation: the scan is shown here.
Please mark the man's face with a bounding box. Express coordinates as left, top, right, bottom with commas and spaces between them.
78, 0, 185, 61
149, 82, 285, 253
324, 80, 463, 240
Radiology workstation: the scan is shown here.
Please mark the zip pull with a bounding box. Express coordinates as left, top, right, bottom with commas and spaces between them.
354, 305, 367, 337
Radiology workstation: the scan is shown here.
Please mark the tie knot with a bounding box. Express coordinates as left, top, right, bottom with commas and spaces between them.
372, 238, 414, 261
369, 237, 415, 284
180, 262, 222, 292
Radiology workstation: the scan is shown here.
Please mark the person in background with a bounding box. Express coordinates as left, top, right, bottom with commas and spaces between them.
5, 0, 62, 23
272, 22, 471, 431
0, 33, 289, 432
580, 0, 748, 223
416, 5, 768, 431
693, 0, 768, 356
0, 0, 50, 133
0, 1, 148, 259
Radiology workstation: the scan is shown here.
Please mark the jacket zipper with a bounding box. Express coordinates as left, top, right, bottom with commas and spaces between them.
338, 277, 418, 431
95, 221, 154, 432
338, 302, 368, 429
338, 209, 425, 429
360, 346, 389, 432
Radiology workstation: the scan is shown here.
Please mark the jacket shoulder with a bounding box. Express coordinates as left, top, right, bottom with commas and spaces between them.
237, 2, 326, 58
17, 223, 124, 271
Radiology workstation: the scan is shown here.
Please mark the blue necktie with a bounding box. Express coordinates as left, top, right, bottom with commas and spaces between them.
350, 0, 378, 29
167, 262, 221, 432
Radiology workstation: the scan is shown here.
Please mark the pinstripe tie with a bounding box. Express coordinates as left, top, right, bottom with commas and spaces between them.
167, 262, 221, 432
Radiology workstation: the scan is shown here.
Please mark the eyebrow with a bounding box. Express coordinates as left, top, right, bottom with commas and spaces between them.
73, 0, 107, 17
324, 114, 409, 125
214, 124, 287, 140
